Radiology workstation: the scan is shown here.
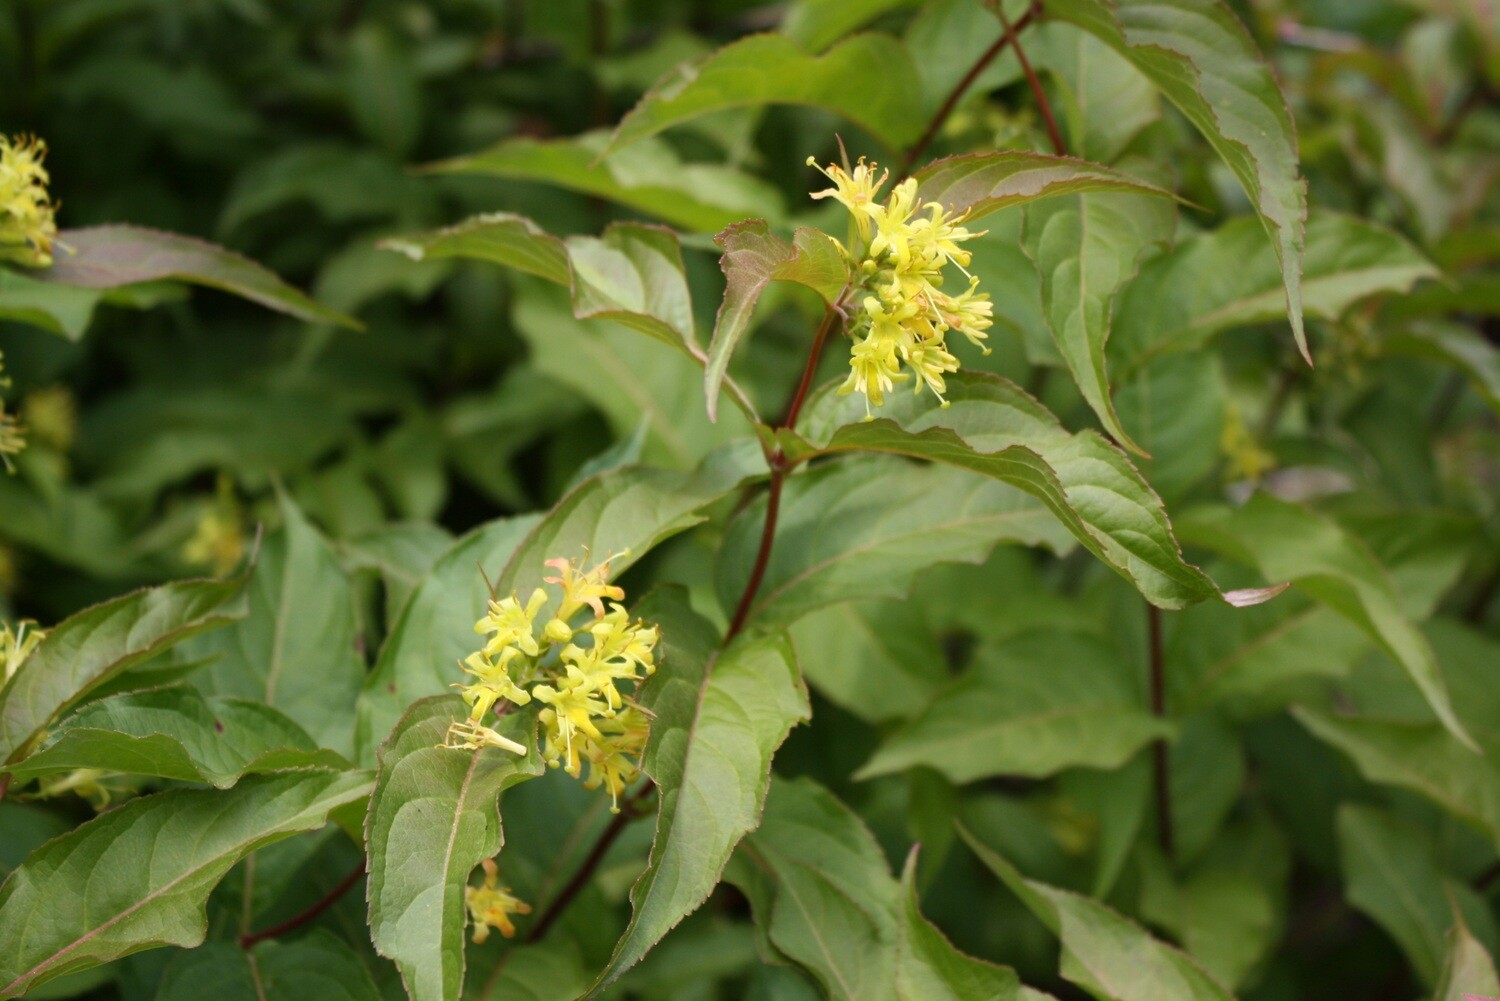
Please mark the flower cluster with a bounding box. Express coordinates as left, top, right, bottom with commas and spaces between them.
808, 157, 993, 416
447, 551, 660, 813
465, 858, 531, 943
0, 134, 59, 269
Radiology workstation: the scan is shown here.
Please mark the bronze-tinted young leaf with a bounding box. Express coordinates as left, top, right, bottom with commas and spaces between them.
705, 220, 848, 421
1045, 0, 1310, 361
0, 770, 373, 999
914, 152, 1178, 221
35, 226, 359, 329
365, 696, 542, 1001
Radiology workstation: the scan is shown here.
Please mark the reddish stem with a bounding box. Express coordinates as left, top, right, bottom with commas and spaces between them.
996, 3, 1066, 155
239, 860, 366, 949
525, 782, 655, 942
896, 2, 1041, 181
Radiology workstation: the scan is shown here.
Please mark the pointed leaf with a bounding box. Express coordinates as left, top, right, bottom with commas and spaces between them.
960, 826, 1235, 1001
1178, 493, 1473, 749
1436, 912, 1500, 1001
775, 372, 1283, 611
718, 456, 1070, 630
1022, 190, 1175, 454
586, 590, 809, 992
0, 575, 246, 768
381, 213, 571, 285
1294, 708, 1500, 849
187, 495, 365, 756
0, 770, 372, 999
35, 226, 358, 329
859, 631, 1175, 782
914, 152, 1178, 221
427, 132, 786, 233
365, 696, 543, 1001
1337, 804, 1500, 987
606, 33, 927, 153
5, 685, 342, 789
706, 221, 848, 421
1045, 0, 1310, 360
1110, 211, 1436, 380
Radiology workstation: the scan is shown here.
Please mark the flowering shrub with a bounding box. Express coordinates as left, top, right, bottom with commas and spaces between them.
0, 1, 1497, 1000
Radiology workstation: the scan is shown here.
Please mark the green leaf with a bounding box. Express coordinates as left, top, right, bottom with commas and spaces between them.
428, 132, 787, 233
186, 496, 364, 756
4, 685, 343, 789
859, 630, 1174, 783
1294, 708, 1500, 849
1022, 190, 1175, 455
1337, 804, 1500, 987
382, 213, 571, 285
783, 0, 919, 52
1045, 0, 1310, 361
0, 575, 246, 768
896, 850, 1038, 1000
789, 599, 947, 725
775, 372, 1283, 611
0, 770, 373, 999
1033, 22, 1160, 163
586, 590, 809, 993
728, 777, 1031, 1001
35, 226, 358, 329
718, 456, 1070, 630
513, 286, 754, 469
1178, 493, 1474, 749
359, 442, 760, 760
347, 24, 421, 158
1436, 912, 1500, 1001
1110, 213, 1438, 380
358, 515, 542, 763
0, 268, 101, 338
365, 696, 543, 1001
387, 216, 761, 425
914, 152, 1179, 222
960, 826, 1235, 1001
606, 33, 927, 153
705, 220, 848, 422
153, 932, 384, 1001
1387, 321, 1500, 417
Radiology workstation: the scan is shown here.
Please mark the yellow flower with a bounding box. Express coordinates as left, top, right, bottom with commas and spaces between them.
22, 385, 76, 452
182, 476, 247, 577
807, 156, 888, 243
1221, 403, 1276, 484
34, 768, 129, 811
0, 134, 59, 268
534, 682, 610, 776
579, 706, 651, 813
475, 588, 546, 658
445, 718, 528, 756
0, 619, 44, 684
465, 859, 531, 943
807, 157, 990, 413
543, 553, 626, 621
0, 353, 23, 472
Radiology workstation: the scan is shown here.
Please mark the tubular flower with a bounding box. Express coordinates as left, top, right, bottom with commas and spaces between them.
0, 134, 59, 268
808, 158, 994, 416
0, 619, 44, 684
465, 859, 532, 943
445, 551, 659, 812
182, 475, 247, 577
